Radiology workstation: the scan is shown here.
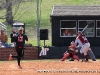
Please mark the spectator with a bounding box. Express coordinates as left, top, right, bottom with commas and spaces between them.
0, 41, 5, 48
9, 27, 18, 47
10, 27, 18, 43
0, 29, 8, 47
71, 29, 76, 36
63, 29, 71, 36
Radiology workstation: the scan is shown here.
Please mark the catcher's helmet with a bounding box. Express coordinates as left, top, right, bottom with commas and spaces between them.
70, 41, 75, 45
70, 41, 76, 48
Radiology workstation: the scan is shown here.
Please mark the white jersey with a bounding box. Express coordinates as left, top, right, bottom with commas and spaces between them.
75, 35, 90, 55
75, 38, 83, 47
75, 35, 89, 47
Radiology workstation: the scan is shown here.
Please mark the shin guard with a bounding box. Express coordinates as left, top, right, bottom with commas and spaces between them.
73, 55, 79, 61
61, 53, 70, 61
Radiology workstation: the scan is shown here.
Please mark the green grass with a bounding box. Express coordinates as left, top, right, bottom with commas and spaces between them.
1, 0, 100, 46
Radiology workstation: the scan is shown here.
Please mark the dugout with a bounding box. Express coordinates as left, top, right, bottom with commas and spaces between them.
50, 6, 100, 47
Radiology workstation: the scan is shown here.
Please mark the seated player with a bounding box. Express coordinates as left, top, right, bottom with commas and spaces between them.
61, 41, 79, 61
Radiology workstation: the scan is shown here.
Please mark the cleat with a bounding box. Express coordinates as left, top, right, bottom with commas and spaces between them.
93, 60, 96, 61
69, 57, 74, 61
9, 54, 12, 61
69, 59, 74, 61
18, 66, 22, 69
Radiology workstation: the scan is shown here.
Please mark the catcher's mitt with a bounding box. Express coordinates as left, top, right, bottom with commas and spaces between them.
68, 48, 78, 54
75, 50, 78, 53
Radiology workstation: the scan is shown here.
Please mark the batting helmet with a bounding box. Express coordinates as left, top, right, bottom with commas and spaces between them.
78, 31, 83, 35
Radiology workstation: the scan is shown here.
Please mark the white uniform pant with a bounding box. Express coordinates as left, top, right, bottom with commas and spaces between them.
80, 43, 90, 55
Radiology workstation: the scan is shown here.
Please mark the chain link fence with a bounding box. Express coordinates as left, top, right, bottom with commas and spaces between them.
22, 0, 52, 46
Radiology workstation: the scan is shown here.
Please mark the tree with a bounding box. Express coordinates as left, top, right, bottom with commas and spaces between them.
0, 0, 33, 25
6, 0, 13, 24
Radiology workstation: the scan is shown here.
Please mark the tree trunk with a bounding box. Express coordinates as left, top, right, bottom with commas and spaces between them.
6, 0, 13, 25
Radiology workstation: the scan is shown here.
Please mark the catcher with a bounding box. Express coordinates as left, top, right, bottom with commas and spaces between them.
61, 41, 79, 61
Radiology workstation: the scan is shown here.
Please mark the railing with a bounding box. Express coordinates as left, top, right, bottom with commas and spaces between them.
0, 22, 7, 34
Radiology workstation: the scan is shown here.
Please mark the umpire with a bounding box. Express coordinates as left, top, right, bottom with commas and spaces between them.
9, 26, 28, 69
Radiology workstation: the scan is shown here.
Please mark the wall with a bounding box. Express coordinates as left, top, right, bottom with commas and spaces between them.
0, 46, 38, 60
0, 46, 100, 60
51, 16, 100, 46
38, 46, 100, 59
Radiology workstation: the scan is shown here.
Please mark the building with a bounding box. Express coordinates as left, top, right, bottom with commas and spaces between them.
50, 6, 100, 46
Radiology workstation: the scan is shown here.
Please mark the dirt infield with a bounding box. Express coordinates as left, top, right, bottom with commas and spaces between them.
0, 59, 100, 75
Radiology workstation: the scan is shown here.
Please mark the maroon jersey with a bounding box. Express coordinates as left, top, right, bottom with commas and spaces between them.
78, 35, 88, 44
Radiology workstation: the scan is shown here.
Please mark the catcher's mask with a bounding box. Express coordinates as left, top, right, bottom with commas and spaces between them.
70, 41, 76, 47
70, 41, 75, 45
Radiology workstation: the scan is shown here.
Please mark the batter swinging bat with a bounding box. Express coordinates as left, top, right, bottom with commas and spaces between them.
80, 25, 96, 61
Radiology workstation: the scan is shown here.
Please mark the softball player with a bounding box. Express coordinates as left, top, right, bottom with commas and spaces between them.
75, 31, 90, 62
61, 41, 79, 61
9, 27, 28, 69
75, 36, 96, 61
